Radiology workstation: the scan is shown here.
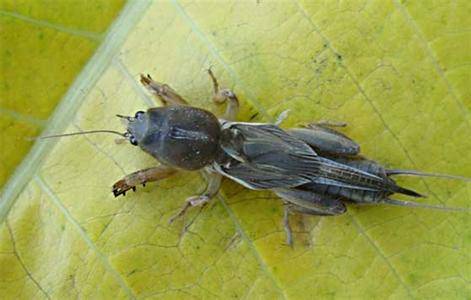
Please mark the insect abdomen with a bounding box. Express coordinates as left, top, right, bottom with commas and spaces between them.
303, 157, 397, 204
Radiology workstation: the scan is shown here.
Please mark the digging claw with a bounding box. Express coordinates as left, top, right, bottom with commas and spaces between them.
139, 74, 152, 86
112, 179, 136, 197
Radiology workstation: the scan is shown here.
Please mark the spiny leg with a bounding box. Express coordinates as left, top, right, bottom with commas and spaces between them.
282, 203, 323, 247
276, 188, 346, 246
207, 68, 239, 121
140, 74, 188, 106
169, 170, 222, 224
307, 120, 347, 128
288, 124, 360, 156
112, 165, 177, 197
283, 203, 294, 247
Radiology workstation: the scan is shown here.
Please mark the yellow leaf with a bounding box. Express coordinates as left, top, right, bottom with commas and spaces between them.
1, 0, 470, 299
0, 0, 126, 188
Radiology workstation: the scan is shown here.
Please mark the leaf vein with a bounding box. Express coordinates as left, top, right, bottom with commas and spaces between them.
0, 107, 47, 127
347, 213, 415, 298
217, 195, 288, 300
292, 0, 465, 205
170, 0, 274, 122
34, 175, 137, 299
392, 0, 470, 128
5, 220, 51, 300
0, 0, 151, 226
0, 10, 102, 41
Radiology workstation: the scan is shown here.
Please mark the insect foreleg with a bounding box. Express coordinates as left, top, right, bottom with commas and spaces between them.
112, 165, 177, 197
140, 74, 189, 106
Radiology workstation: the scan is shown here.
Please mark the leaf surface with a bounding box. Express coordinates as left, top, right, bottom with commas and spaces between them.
1, 1, 470, 299
0, 0, 126, 188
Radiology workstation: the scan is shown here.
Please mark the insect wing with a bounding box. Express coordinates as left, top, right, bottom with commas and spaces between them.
217, 123, 322, 189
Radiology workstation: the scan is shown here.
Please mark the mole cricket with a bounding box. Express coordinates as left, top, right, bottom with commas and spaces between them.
42, 69, 470, 245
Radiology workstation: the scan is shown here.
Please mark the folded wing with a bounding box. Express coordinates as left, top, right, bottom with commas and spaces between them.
215, 122, 416, 197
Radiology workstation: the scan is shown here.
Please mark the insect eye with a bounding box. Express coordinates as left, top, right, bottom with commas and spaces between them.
130, 136, 138, 146
134, 111, 145, 119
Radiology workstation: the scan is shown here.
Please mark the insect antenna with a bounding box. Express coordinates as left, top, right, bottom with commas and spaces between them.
386, 169, 470, 182
30, 130, 127, 141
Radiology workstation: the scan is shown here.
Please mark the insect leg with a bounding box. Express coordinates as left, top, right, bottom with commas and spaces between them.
112, 165, 177, 197
283, 204, 294, 246
287, 125, 360, 156
275, 188, 346, 216
169, 171, 222, 223
207, 68, 239, 121
140, 74, 188, 106
275, 188, 346, 245
308, 120, 348, 128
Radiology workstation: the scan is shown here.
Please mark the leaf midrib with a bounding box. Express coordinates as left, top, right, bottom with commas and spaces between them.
0, 0, 153, 226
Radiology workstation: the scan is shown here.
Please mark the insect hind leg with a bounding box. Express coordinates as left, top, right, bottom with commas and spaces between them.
287, 125, 360, 156
276, 188, 346, 246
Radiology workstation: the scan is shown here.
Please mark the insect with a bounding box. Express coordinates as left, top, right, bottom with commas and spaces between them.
42, 70, 470, 245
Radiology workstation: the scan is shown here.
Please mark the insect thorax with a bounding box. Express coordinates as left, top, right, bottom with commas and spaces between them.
139, 106, 222, 170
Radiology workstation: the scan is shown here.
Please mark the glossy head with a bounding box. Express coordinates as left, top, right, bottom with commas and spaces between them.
125, 106, 222, 170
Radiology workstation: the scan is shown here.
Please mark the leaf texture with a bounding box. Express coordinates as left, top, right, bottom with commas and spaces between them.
0, 0, 126, 188
0, 1, 470, 299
